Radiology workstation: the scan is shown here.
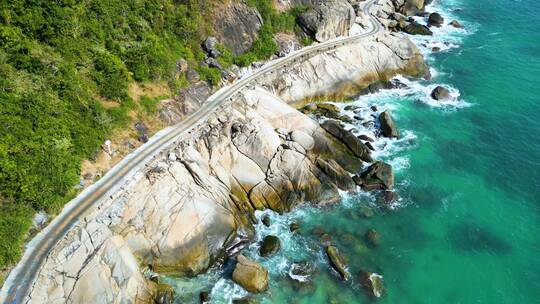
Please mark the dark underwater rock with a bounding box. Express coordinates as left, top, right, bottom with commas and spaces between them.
365, 229, 380, 247
260, 235, 281, 257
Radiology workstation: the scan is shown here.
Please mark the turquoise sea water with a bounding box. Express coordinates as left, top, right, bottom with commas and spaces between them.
166, 0, 540, 302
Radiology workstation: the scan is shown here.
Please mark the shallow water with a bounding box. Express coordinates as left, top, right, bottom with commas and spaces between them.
166, 0, 540, 302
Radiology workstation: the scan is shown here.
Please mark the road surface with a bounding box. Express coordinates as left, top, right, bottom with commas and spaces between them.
1, 1, 381, 303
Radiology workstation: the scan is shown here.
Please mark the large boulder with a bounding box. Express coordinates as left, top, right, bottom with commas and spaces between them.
213, 2, 263, 55
260, 235, 281, 257
316, 158, 356, 191
232, 255, 269, 293
431, 85, 450, 100
428, 12, 444, 27
399, 0, 425, 16
160, 81, 212, 123
403, 21, 433, 35
290, 130, 315, 151
202, 36, 222, 58
274, 0, 315, 11
326, 245, 349, 280
321, 120, 373, 162
354, 161, 394, 191
379, 111, 400, 138
298, 0, 356, 42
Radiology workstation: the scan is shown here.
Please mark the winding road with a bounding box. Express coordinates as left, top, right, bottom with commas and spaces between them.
1, 1, 381, 303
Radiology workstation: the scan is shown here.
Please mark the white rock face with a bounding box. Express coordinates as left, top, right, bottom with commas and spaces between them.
297, 0, 356, 42
259, 32, 425, 103
25, 86, 363, 303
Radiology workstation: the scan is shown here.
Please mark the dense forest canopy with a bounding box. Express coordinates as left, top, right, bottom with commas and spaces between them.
0, 0, 307, 273
0, 0, 218, 270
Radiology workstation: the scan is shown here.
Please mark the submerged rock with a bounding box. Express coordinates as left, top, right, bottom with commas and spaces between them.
232, 255, 269, 293
365, 229, 380, 247
289, 261, 316, 282
359, 205, 375, 218
379, 191, 399, 205
379, 111, 400, 138
325, 245, 349, 280
354, 161, 394, 191
321, 120, 373, 162
428, 12, 444, 27
260, 235, 281, 257
340, 234, 356, 244
403, 21, 433, 35
360, 271, 385, 298
320, 233, 333, 246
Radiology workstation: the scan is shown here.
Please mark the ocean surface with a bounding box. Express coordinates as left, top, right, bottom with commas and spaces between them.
165, 0, 540, 302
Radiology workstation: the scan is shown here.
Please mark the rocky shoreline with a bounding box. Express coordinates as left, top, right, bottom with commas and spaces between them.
17, 0, 462, 303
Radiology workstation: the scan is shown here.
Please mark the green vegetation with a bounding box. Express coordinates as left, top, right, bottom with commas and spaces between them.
0, 0, 307, 272
0, 0, 218, 269
236, 0, 309, 66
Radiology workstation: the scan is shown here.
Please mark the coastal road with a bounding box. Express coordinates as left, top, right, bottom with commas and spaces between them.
1, 1, 381, 303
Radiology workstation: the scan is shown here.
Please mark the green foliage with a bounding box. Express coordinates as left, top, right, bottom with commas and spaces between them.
196, 65, 222, 86
216, 44, 234, 69
139, 95, 161, 114
0, 202, 33, 267
0, 0, 307, 270
92, 50, 130, 100
246, 0, 308, 33
237, 0, 307, 67
301, 36, 315, 46
234, 24, 278, 67
0, 0, 218, 269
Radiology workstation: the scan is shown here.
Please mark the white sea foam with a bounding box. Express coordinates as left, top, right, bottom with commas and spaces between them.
210, 279, 248, 304
408, 0, 478, 59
